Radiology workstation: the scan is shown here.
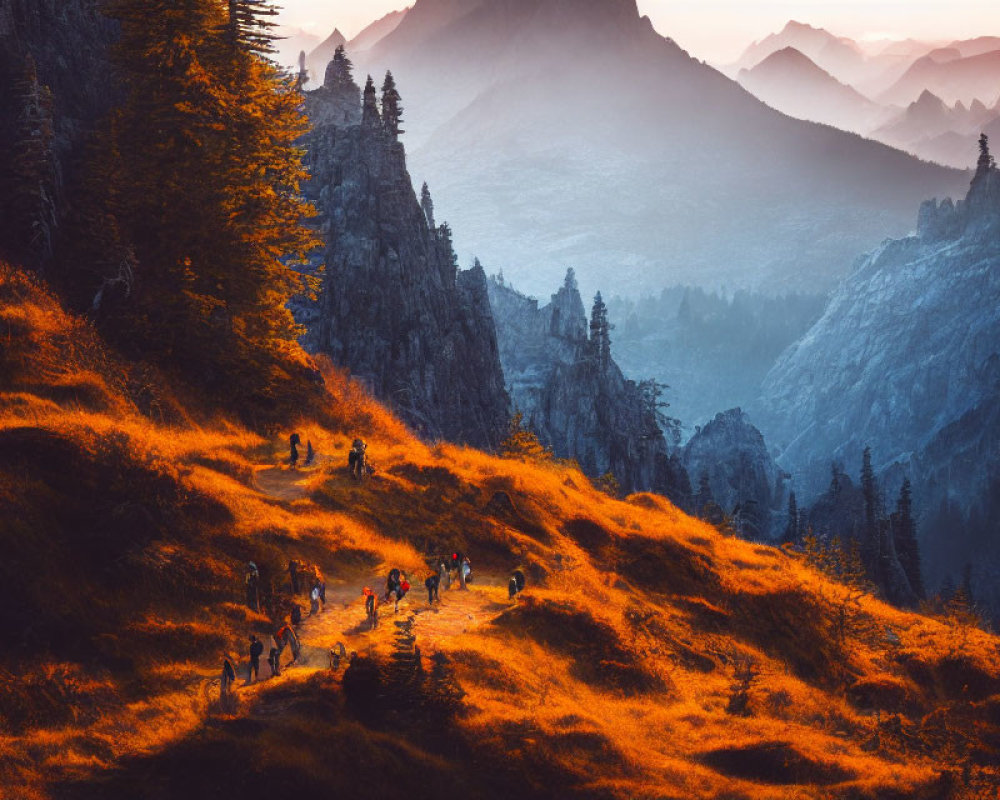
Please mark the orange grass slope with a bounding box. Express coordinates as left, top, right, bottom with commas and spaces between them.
1, 264, 999, 800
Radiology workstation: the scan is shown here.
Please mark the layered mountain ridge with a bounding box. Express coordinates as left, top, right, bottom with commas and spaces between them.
348, 0, 963, 297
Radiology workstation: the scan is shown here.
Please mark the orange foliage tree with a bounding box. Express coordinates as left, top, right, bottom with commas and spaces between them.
80, 0, 319, 419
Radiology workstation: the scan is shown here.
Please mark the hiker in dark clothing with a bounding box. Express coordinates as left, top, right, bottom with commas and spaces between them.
268, 647, 280, 678
289, 433, 301, 468
248, 635, 263, 683
245, 562, 260, 611
221, 658, 236, 701
329, 642, 347, 671
288, 560, 300, 594
509, 569, 526, 600
385, 568, 401, 602
305, 440, 315, 466
425, 573, 440, 604
348, 438, 367, 481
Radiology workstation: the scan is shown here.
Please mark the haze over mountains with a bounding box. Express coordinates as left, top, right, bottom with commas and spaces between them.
728, 21, 1000, 169
324, 0, 965, 298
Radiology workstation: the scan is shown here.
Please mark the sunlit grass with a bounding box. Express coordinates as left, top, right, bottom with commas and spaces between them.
2, 265, 999, 798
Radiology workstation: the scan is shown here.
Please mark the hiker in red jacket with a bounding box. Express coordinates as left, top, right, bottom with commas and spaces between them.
275, 622, 301, 665
363, 587, 378, 629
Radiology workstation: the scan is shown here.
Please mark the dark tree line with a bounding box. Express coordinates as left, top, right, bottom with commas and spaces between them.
785, 446, 926, 607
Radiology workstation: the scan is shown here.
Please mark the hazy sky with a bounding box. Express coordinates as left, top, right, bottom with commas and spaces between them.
275, 0, 996, 63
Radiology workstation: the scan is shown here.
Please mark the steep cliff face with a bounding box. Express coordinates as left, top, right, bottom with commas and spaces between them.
759, 143, 1000, 598
761, 149, 1000, 500
682, 408, 783, 539
298, 72, 509, 449
488, 270, 685, 500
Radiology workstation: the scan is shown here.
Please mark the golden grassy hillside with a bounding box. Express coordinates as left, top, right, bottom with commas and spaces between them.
2, 265, 999, 800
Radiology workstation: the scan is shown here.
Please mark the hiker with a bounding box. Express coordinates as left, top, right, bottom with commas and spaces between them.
221, 657, 236, 701
396, 577, 411, 613
329, 642, 347, 671
268, 646, 280, 678
425, 572, 440, 604
459, 556, 472, 589
248, 635, 263, 683
439, 560, 451, 591
289, 433, 301, 468
245, 562, 260, 611
509, 569, 526, 600
275, 622, 300, 665
288, 559, 301, 594
318, 578, 326, 608
363, 586, 378, 629
305, 440, 315, 466
348, 438, 367, 481
310, 583, 321, 616
385, 568, 401, 602
291, 603, 302, 626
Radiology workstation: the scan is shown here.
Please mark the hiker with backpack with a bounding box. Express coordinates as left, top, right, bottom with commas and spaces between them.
275, 622, 300, 665
348, 438, 367, 481
385, 568, 401, 603
248, 635, 264, 683
425, 572, 440, 604
396, 577, 411, 612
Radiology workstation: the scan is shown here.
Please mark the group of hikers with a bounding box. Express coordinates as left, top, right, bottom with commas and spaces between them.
221, 430, 528, 705
288, 433, 316, 469
362, 552, 483, 630
222, 556, 326, 702
288, 434, 371, 483
225, 549, 527, 703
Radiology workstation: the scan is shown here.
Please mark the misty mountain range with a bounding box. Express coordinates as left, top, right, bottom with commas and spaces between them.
728, 21, 1000, 169
314, 0, 966, 299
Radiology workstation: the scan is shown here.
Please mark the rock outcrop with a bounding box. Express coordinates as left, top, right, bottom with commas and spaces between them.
298, 66, 509, 449
488, 270, 688, 501
760, 138, 1000, 596
682, 408, 783, 539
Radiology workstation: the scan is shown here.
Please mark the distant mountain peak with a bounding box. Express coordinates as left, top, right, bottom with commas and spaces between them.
913, 89, 946, 108
783, 20, 819, 32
